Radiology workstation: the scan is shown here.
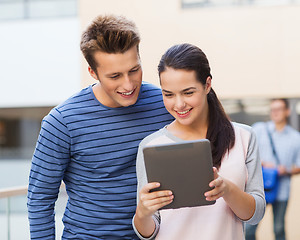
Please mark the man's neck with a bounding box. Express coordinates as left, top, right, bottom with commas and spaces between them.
274, 121, 287, 132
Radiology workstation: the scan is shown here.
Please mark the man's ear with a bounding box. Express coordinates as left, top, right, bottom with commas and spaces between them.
286, 108, 291, 118
88, 66, 98, 80
205, 77, 212, 94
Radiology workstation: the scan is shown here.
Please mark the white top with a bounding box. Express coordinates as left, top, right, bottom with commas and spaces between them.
133, 122, 265, 240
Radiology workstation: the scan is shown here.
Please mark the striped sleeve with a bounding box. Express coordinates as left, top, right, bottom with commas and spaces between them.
27, 108, 71, 239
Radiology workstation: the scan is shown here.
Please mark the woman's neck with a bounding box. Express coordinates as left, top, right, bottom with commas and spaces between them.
167, 119, 209, 140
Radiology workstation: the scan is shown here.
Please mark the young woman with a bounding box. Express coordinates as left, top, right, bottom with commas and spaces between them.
132, 43, 265, 240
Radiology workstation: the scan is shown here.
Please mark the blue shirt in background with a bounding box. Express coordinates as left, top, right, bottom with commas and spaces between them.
252, 121, 300, 201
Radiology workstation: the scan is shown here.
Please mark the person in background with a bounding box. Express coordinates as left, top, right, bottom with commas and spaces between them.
132, 43, 266, 240
245, 98, 300, 240
27, 14, 173, 239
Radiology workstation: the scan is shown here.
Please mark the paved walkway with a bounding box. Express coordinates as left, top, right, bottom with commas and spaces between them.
256, 174, 300, 240
1, 159, 299, 240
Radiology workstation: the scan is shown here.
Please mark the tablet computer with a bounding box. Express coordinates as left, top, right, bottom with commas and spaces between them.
143, 139, 215, 210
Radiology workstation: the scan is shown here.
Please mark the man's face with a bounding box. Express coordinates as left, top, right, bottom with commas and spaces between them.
89, 45, 142, 108
270, 100, 289, 124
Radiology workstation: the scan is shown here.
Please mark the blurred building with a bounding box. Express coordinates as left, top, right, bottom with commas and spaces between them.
1, 0, 300, 159
1, 1, 300, 239
0, 0, 80, 160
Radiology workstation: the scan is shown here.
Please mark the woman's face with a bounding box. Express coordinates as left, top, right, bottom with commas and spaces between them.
160, 67, 211, 127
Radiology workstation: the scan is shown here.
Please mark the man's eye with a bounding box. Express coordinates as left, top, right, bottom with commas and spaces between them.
129, 67, 140, 73
110, 75, 120, 79
164, 93, 173, 97
185, 92, 194, 95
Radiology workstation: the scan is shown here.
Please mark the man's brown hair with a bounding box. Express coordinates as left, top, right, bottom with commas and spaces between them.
80, 15, 140, 73
271, 98, 289, 109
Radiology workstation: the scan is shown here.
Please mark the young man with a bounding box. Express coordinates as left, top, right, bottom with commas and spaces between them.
27, 15, 173, 239
245, 99, 300, 240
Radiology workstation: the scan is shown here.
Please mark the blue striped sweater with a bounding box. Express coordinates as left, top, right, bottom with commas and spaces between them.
27, 82, 173, 239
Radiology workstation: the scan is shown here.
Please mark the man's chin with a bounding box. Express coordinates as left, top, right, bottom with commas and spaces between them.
117, 97, 138, 107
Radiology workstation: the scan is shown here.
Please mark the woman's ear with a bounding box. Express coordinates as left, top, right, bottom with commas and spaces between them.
88, 66, 99, 81
205, 77, 212, 94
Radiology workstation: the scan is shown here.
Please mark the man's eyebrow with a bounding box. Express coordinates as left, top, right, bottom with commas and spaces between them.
105, 71, 120, 77
105, 64, 141, 77
130, 64, 141, 70
162, 89, 172, 93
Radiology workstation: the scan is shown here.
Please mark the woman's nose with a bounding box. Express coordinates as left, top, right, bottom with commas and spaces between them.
175, 96, 186, 109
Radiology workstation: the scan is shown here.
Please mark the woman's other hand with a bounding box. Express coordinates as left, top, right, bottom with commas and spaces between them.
204, 167, 227, 201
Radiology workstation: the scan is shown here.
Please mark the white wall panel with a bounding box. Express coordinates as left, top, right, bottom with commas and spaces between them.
0, 18, 80, 107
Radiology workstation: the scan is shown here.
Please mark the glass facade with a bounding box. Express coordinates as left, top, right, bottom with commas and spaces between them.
0, 0, 77, 21
181, 0, 300, 8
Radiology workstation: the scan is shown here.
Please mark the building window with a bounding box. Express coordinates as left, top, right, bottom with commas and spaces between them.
0, 107, 53, 160
0, 0, 77, 21
221, 98, 300, 131
181, 0, 300, 8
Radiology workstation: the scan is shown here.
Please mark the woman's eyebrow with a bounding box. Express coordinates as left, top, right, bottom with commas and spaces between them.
162, 87, 196, 93
182, 87, 196, 92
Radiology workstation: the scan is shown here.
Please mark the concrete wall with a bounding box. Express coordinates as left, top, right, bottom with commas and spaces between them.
0, 18, 81, 107
79, 0, 300, 99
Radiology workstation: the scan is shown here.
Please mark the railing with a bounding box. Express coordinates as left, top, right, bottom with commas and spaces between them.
0, 185, 28, 240
0, 183, 66, 240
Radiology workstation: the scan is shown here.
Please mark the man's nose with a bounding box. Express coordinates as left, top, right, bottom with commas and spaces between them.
122, 74, 134, 91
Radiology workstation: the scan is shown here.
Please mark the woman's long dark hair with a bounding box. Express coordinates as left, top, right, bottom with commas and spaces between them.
158, 43, 235, 168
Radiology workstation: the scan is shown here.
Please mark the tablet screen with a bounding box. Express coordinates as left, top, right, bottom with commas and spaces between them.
143, 139, 215, 209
